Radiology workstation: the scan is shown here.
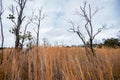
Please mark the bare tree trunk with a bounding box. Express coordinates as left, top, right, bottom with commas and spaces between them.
69, 2, 105, 58
15, 29, 20, 48
33, 9, 45, 47
0, 0, 4, 65
0, 18, 4, 65
0, 19, 4, 49
84, 44, 91, 60
36, 22, 40, 47
15, 6, 24, 48
90, 39, 95, 56
36, 10, 41, 47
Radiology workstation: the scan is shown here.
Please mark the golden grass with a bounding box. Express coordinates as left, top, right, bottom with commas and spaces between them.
0, 47, 120, 80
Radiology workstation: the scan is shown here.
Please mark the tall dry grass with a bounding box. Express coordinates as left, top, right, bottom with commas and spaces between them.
0, 47, 120, 80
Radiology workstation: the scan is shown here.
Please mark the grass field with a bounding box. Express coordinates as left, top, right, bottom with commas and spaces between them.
0, 46, 120, 80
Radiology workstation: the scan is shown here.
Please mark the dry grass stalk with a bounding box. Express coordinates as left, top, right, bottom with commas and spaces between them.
0, 47, 120, 80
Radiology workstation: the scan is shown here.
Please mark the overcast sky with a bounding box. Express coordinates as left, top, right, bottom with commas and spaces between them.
1, 0, 120, 47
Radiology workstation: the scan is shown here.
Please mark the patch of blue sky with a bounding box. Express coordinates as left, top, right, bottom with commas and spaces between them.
112, 0, 120, 25
53, 11, 65, 22
115, 0, 120, 16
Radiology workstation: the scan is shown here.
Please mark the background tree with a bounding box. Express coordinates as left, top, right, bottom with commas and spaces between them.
103, 38, 120, 48
68, 2, 105, 56
42, 38, 49, 47
8, 0, 32, 49
0, 0, 4, 64
19, 12, 34, 49
33, 8, 45, 47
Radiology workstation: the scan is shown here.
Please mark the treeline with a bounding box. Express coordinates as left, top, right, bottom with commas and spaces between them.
65, 38, 120, 48
97, 38, 120, 48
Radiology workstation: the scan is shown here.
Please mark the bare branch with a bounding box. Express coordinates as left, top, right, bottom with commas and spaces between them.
16, 6, 19, 15
89, 4, 91, 20
80, 2, 89, 22
85, 22, 91, 37
0, 10, 4, 16
41, 14, 46, 21
33, 28, 37, 33
76, 31, 86, 45
9, 5, 15, 15
32, 8, 46, 47
20, 10, 34, 49
75, 10, 84, 17
67, 20, 76, 32
68, 19, 86, 44
21, 16, 26, 22
32, 8, 46, 25
11, 19, 17, 26
92, 7, 103, 17
8, 0, 31, 48
24, 10, 34, 33
93, 24, 106, 39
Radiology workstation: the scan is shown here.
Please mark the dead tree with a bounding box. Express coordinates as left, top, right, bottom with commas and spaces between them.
20, 11, 34, 49
8, 0, 31, 49
0, 0, 4, 65
43, 38, 49, 47
69, 2, 105, 56
33, 8, 45, 47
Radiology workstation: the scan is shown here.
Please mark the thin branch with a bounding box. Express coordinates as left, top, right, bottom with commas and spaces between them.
41, 14, 46, 21
68, 19, 86, 44
0, 11, 4, 16
67, 20, 76, 32
76, 31, 86, 45
92, 7, 103, 17
16, 6, 19, 15
21, 16, 26, 22
24, 11, 34, 33
85, 22, 91, 37
33, 28, 37, 34
80, 3, 89, 22
75, 10, 84, 17
93, 24, 106, 39
89, 4, 91, 20
11, 19, 17, 26
9, 5, 15, 15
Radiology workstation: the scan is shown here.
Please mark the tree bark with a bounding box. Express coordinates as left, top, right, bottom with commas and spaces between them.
0, 0, 4, 65
15, 29, 20, 48
36, 23, 40, 47
14, 0, 26, 48
90, 38, 96, 56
